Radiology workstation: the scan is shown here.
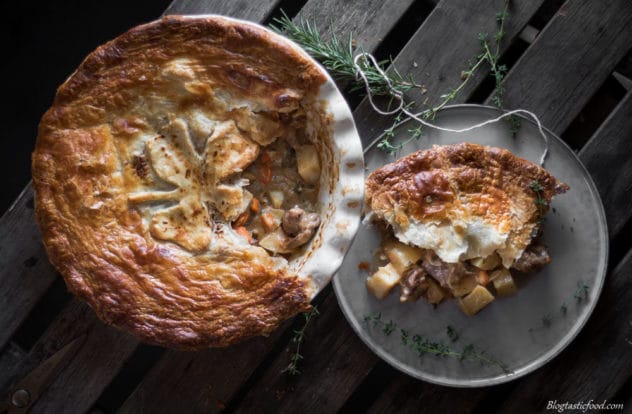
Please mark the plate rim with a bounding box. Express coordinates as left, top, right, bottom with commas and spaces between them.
333, 103, 609, 387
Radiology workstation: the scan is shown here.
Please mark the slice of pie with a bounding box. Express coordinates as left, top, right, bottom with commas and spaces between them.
364, 143, 569, 315
32, 16, 333, 349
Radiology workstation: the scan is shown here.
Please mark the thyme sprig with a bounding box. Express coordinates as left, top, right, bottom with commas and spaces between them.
374, 0, 517, 154
270, 13, 420, 96
364, 313, 509, 373
529, 282, 591, 331
530, 179, 549, 220
283, 306, 320, 375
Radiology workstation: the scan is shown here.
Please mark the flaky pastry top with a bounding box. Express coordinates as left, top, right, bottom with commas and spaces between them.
32, 16, 329, 349
365, 143, 569, 266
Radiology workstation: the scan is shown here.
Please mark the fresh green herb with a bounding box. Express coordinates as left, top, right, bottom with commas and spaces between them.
383, 319, 397, 335
529, 283, 590, 331
541, 314, 552, 327
560, 302, 568, 315
446, 325, 460, 342
364, 313, 508, 372
270, 13, 419, 95
373, 0, 517, 153
574, 283, 590, 301
283, 306, 320, 375
530, 179, 549, 221
363, 311, 383, 327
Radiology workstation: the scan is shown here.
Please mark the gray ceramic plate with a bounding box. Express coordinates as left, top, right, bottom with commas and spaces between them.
332, 104, 608, 387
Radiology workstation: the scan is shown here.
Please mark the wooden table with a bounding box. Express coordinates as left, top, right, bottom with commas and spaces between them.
1, 0, 631, 412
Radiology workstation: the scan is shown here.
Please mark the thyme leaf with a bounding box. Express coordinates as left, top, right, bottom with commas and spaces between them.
283, 306, 320, 375
364, 312, 509, 373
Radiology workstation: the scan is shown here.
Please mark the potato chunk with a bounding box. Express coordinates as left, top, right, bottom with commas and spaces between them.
383, 240, 423, 274
470, 253, 501, 270
296, 145, 320, 184
459, 285, 495, 316
492, 272, 518, 296
489, 267, 511, 281
366, 263, 402, 299
450, 273, 479, 297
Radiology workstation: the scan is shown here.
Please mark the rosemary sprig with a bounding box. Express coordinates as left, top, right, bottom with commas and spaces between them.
270, 13, 419, 95
283, 306, 320, 375
364, 313, 509, 373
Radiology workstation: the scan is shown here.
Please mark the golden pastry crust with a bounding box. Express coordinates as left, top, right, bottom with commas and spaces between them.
365, 143, 569, 266
32, 16, 328, 349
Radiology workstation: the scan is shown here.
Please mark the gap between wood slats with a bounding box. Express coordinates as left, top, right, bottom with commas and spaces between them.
343, 0, 437, 108
562, 75, 627, 150
466, 37, 530, 104
262, 0, 308, 25
467, 0, 566, 103
11, 277, 72, 351
91, 344, 165, 413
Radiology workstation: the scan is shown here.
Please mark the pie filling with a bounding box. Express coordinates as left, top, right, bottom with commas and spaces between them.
119, 57, 327, 259
364, 144, 569, 316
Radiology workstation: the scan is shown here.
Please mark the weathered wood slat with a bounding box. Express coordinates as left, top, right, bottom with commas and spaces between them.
495, 246, 632, 412
0, 343, 26, 392
352, 0, 546, 147
233, 294, 378, 413
366, 376, 497, 414
0, 184, 56, 350
118, 323, 290, 414
164, 0, 280, 21
490, 0, 632, 134
1, 300, 138, 414
119, 1, 418, 412
579, 90, 632, 236
296, 0, 416, 54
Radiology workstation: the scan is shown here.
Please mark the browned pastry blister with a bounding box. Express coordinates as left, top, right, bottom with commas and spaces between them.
32, 16, 329, 349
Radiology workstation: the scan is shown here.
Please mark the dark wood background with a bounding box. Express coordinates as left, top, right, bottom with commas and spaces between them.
1, 0, 631, 413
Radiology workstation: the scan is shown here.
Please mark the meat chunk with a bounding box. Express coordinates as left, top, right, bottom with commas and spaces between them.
512, 244, 550, 273
420, 252, 476, 289
399, 265, 430, 302
281, 207, 321, 250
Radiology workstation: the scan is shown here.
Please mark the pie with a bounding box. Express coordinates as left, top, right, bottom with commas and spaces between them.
32, 16, 334, 348
364, 143, 569, 315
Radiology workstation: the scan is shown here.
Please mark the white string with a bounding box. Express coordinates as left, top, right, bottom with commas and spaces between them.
353, 53, 549, 166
